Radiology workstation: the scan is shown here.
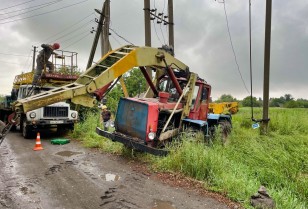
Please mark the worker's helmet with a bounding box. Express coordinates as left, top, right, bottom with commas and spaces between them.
102, 105, 107, 110
53, 43, 60, 49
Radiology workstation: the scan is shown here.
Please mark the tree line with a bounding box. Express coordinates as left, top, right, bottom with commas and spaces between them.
215, 94, 308, 108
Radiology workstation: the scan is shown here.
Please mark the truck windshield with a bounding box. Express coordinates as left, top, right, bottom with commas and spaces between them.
18, 86, 54, 99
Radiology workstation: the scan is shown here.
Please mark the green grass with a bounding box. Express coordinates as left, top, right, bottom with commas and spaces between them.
71, 108, 308, 208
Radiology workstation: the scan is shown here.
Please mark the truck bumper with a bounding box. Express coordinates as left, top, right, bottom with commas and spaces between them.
96, 127, 169, 156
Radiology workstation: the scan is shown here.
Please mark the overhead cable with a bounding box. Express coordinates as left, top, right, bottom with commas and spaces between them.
0, 0, 88, 25
221, 0, 250, 94
0, 52, 31, 57
0, 0, 65, 20
42, 12, 94, 43
0, 0, 36, 11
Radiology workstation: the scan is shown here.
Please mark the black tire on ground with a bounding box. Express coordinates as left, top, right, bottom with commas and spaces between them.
22, 120, 33, 139
218, 121, 232, 144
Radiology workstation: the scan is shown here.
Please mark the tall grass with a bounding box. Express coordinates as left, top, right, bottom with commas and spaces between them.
155, 108, 308, 208
72, 108, 308, 208
70, 110, 123, 153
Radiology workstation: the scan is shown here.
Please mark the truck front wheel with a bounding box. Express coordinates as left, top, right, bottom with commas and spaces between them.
22, 120, 32, 139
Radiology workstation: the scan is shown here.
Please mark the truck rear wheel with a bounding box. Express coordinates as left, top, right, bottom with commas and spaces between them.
218, 121, 232, 144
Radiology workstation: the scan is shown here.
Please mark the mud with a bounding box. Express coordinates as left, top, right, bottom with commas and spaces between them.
0, 132, 232, 209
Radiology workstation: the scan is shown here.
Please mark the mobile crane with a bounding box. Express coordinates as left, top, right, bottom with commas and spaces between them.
1, 45, 231, 155
0, 49, 79, 139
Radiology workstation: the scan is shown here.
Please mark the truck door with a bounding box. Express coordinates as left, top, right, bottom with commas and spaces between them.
198, 85, 210, 121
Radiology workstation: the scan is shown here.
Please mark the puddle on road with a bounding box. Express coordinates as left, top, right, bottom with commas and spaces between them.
55, 151, 82, 157
104, 173, 120, 182
152, 199, 176, 209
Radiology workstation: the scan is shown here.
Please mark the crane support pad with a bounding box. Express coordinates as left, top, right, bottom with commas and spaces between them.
96, 127, 169, 156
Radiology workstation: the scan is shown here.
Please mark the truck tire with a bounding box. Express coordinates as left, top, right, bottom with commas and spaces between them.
218, 121, 232, 144
22, 120, 32, 139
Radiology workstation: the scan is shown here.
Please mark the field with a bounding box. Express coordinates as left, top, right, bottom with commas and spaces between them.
70, 107, 308, 208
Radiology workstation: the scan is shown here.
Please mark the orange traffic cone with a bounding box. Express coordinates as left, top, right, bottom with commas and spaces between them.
33, 132, 44, 151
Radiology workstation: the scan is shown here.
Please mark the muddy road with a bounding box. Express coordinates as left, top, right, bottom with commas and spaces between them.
0, 132, 230, 209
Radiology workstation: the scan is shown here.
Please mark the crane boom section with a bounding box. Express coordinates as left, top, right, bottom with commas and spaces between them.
14, 45, 189, 113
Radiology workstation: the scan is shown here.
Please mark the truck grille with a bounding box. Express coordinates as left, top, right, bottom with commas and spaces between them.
43, 106, 68, 117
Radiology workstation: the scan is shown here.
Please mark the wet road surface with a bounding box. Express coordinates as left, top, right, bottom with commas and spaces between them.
0, 132, 229, 209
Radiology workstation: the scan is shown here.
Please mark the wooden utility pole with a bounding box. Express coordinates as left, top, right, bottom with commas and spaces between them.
261, 0, 272, 134
101, 0, 110, 56
168, 0, 174, 52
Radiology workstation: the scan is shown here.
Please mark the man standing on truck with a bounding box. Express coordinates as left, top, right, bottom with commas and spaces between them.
32, 43, 61, 85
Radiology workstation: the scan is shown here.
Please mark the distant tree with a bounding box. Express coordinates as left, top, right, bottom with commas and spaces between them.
106, 84, 124, 114
296, 98, 308, 108
284, 100, 299, 108
123, 68, 147, 97
241, 96, 261, 107
284, 94, 294, 102
215, 94, 237, 102
269, 97, 285, 107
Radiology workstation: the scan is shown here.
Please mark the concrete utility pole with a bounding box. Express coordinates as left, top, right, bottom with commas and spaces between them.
168, 0, 174, 51
261, 0, 272, 134
101, 0, 110, 56
86, 2, 106, 69
32, 46, 37, 72
144, 0, 151, 47
144, 0, 152, 84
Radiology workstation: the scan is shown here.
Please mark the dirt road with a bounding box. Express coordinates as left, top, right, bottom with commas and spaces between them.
0, 132, 230, 209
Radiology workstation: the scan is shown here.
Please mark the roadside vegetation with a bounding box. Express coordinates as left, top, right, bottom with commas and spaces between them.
70, 107, 308, 209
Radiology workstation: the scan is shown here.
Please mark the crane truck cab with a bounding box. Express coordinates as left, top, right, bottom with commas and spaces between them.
17, 85, 78, 138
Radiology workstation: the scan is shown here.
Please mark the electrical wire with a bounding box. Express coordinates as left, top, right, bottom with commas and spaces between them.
0, 0, 65, 21
0, 0, 36, 11
0, 52, 31, 57
0, 60, 25, 65
62, 32, 92, 49
160, 23, 166, 45
0, 0, 88, 25
41, 12, 94, 43
48, 19, 94, 43
60, 27, 92, 44
110, 34, 123, 46
23, 49, 34, 71
109, 28, 134, 45
153, 19, 163, 45
221, 0, 250, 94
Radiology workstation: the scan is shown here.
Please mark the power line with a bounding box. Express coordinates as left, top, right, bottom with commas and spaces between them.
60, 28, 92, 44
221, 0, 250, 94
63, 32, 92, 49
0, 60, 25, 65
0, 0, 88, 25
41, 12, 94, 43
0, 0, 36, 11
48, 19, 94, 43
110, 34, 123, 46
109, 28, 134, 45
152, 19, 163, 45
0, 0, 65, 20
0, 52, 31, 57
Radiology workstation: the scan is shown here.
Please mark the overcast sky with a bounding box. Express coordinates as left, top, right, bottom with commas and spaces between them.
0, 0, 307, 100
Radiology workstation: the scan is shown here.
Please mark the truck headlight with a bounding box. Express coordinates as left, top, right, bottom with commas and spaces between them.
71, 112, 77, 118
29, 112, 36, 118
148, 132, 156, 140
